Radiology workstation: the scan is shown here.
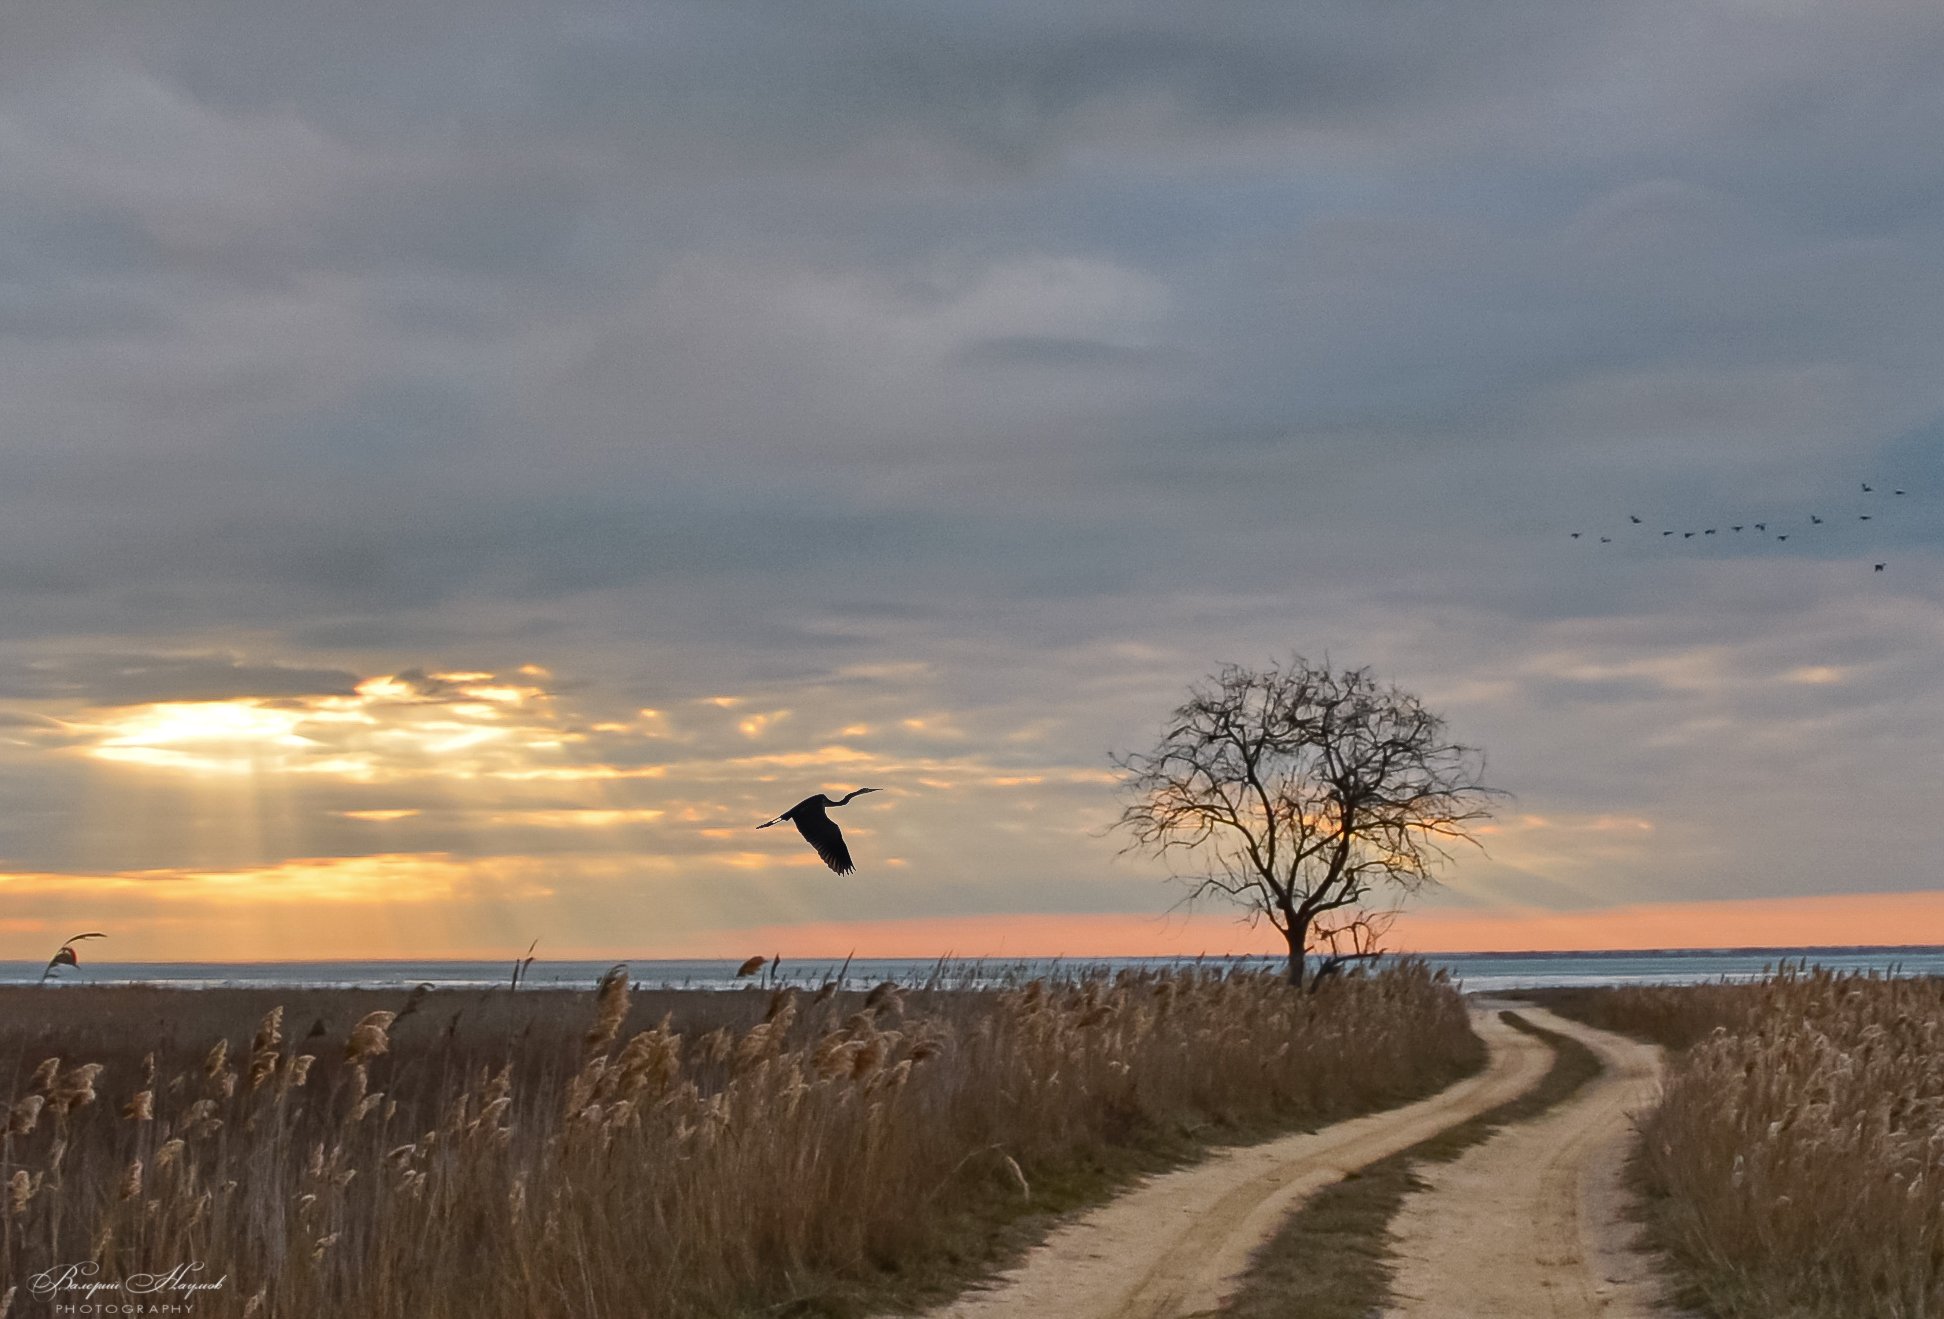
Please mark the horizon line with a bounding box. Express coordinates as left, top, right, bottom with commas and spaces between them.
5, 941, 1942, 967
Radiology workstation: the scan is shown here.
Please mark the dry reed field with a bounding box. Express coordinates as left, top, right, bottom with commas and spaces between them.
0, 961, 1477, 1318
1544, 968, 1944, 1319
1516, 980, 1763, 1054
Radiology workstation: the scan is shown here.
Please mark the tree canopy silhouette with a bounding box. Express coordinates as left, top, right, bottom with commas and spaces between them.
1113, 658, 1501, 986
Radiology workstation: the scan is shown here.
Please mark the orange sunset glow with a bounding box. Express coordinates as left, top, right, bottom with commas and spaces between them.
595, 890, 1944, 962
0, 651, 1938, 964
3, 2, 1943, 978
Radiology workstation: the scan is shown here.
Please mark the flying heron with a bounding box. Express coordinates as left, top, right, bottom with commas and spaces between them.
758, 788, 882, 874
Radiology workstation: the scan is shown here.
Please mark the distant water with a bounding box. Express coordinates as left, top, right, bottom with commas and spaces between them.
4, 947, 1943, 993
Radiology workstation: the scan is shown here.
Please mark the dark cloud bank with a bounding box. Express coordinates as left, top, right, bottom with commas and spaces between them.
3, 0, 1944, 934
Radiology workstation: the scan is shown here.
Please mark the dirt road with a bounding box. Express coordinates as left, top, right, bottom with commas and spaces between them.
1383, 1004, 1676, 1319
920, 1009, 1553, 1319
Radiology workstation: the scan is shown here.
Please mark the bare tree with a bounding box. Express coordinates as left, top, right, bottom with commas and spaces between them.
1113, 658, 1501, 987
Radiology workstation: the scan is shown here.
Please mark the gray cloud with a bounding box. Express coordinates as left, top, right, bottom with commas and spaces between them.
2, 1, 1944, 952
0, 654, 360, 704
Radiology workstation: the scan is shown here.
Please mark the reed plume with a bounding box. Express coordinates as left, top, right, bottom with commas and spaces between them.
0, 961, 1475, 1318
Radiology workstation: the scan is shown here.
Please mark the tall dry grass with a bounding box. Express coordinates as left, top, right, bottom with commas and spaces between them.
0, 961, 1476, 1318
1518, 980, 1765, 1054
1628, 967, 1944, 1319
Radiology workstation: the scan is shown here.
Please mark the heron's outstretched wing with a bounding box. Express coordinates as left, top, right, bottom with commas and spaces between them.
793, 810, 856, 874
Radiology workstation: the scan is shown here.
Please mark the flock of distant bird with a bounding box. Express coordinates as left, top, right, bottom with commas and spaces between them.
1570, 482, 1920, 573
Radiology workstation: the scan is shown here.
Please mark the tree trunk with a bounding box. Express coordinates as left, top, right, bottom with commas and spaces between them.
1283, 916, 1308, 988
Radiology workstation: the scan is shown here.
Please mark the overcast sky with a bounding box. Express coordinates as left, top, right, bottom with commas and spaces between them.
3, 0, 1943, 960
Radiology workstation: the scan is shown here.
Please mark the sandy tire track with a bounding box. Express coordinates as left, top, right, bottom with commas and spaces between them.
1383, 1004, 1682, 1319
914, 1009, 1551, 1319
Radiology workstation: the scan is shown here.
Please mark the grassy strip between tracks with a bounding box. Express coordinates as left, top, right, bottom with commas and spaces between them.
1215, 1011, 1602, 1319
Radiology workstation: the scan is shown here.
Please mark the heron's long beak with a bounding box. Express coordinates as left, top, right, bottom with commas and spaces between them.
757, 817, 783, 829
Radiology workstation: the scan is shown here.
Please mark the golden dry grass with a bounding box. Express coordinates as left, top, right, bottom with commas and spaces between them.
1544, 968, 1944, 1319
0, 962, 1476, 1318
1516, 980, 1763, 1053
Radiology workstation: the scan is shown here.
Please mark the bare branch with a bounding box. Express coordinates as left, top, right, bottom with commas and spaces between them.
1112, 655, 1501, 986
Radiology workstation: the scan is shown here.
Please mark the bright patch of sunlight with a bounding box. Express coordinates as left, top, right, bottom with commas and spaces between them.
488, 809, 666, 828
89, 701, 322, 773
729, 746, 875, 769
737, 710, 790, 737
0, 854, 547, 907
75, 669, 574, 781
